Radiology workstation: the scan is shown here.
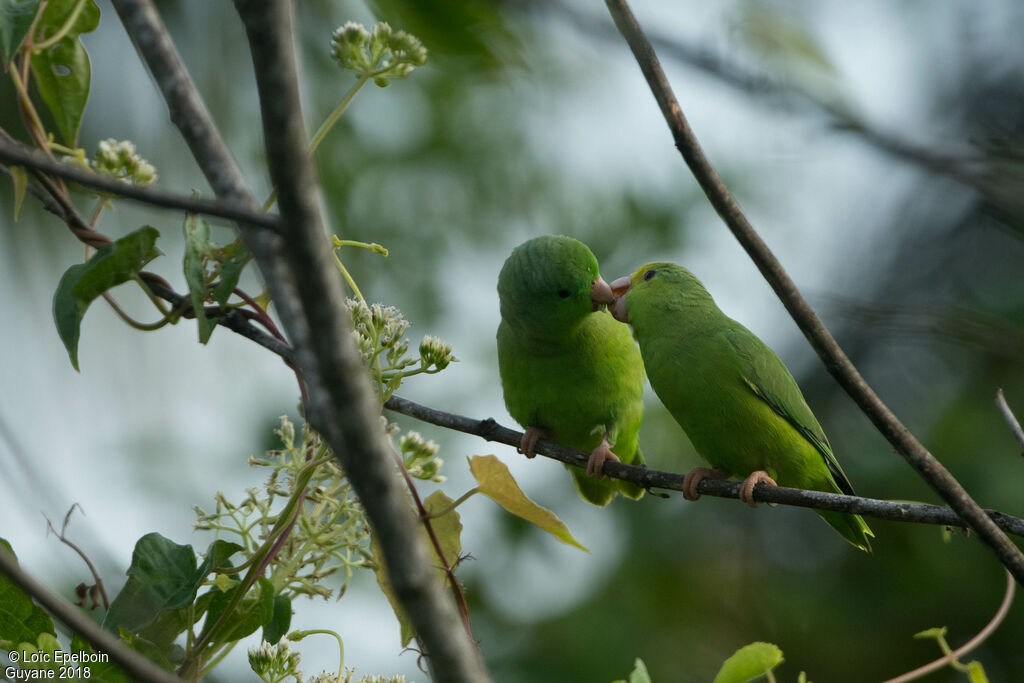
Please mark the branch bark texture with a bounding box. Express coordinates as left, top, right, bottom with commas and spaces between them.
111, 1, 489, 679
385, 395, 1024, 538
603, 0, 1024, 583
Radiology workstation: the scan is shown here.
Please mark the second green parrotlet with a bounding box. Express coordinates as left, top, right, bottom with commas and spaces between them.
497, 236, 646, 506
599, 262, 873, 551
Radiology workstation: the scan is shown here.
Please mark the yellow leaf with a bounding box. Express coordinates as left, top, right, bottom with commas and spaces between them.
371, 490, 463, 647
10, 166, 27, 221
469, 455, 588, 552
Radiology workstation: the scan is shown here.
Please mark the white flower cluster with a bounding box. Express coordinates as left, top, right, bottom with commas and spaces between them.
92, 138, 157, 186
330, 21, 427, 86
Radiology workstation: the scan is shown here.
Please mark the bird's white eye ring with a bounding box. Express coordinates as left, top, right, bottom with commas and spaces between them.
643, 269, 657, 281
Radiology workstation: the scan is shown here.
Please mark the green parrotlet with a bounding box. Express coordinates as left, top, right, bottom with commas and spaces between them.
497, 236, 646, 506
600, 262, 873, 551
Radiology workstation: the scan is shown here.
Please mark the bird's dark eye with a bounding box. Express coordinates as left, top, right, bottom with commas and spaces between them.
556, 289, 571, 299
643, 269, 657, 281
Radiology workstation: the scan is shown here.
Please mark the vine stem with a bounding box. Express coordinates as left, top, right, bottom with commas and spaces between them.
880, 570, 1015, 683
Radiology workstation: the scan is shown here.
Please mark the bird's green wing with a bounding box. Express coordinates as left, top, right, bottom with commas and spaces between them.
725, 326, 857, 495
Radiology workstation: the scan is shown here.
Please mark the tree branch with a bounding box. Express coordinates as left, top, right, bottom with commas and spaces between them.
602, 0, 1024, 581
602, 0, 1024, 583
0, 132, 280, 232
996, 389, 1024, 458
550, 1, 999, 202
106, 1, 489, 679
229, 1, 488, 680
384, 395, 1024, 538
0, 547, 186, 683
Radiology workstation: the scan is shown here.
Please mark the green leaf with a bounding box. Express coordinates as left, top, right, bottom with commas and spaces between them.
966, 660, 989, 683
613, 657, 652, 683
211, 240, 248, 307
0, 0, 42, 62
202, 577, 275, 643
28, 0, 100, 145
102, 533, 202, 634
70, 635, 132, 682
469, 454, 588, 551
373, 490, 463, 647
9, 165, 27, 220
913, 626, 947, 640
12, 632, 62, 672
712, 642, 785, 683
182, 214, 215, 343
263, 594, 292, 644
53, 226, 161, 370
0, 539, 56, 648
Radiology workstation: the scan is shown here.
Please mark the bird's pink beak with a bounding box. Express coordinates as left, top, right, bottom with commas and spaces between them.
590, 276, 614, 311
609, 276, 631, 323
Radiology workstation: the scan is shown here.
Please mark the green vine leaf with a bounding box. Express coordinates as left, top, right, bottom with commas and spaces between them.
0, 0, 42, 62
469, 455, 588, 552
0, 539, 56, 648
712, 642, 785, 683
52, 225, 161, 370
28, 0, 100, 145
102, 533, 239, 641
9, 165, 28, 220
613, 657, 652, 683
183, 215, 216, 343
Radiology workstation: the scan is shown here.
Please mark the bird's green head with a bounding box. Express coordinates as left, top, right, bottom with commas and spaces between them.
608, 262, 714, 324
497, 235, 612, 333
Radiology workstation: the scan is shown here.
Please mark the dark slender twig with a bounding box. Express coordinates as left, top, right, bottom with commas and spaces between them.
603, 0, 1024, 584
0, 132, 281, 231
996, 389, 1024, 458
0, 547, 186, 683
229, 2, 488, 681
44, 505, 110, 610
384, 395, 1024, 537
556, 2, 989, 181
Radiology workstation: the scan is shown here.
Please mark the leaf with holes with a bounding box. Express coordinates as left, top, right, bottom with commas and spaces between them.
53, 226, 161, 370
28, 0, 100, 145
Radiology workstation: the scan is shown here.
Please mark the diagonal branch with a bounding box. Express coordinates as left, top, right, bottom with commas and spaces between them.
0, 547, 186, 683
229, 1, 489, 681
996, 389, 1024, 457
384, 395, 1024, 538
603, 0, 1024, 582
109, 1, 489, 680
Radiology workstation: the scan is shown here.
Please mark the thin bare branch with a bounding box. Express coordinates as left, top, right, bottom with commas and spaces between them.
0, 132, 280, 231
0, 546, 186, 683
603, 0, 1024, 584
385, 395, 1024, 537
996, 389, 1024, 457
45, 505, 110, 610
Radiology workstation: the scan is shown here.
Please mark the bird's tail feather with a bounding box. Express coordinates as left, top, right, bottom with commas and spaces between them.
817, 509, 874, 552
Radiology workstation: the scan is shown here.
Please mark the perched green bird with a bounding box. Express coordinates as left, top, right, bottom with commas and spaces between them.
602, 262, 873, 550
497, 236, 646, 506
